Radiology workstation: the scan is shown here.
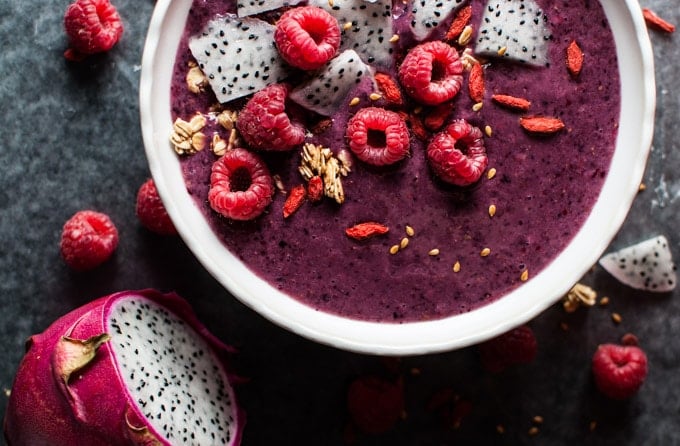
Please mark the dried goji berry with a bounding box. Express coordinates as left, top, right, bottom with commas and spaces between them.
424, 103, 451, 131
468, 63, 485, 103
643, 8, 675, 33
445, 5, 472, 41
375, 72, 404, 105
282, 184, 306, 218
307, 175, 324, 202
519, 116, 565, 134
491, 94, 531, 111
408, 112, 430, 140
566, 40, 584, 77
345, 222, 390, 240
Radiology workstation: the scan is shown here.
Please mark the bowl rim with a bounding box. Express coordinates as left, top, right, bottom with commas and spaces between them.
140, 0, 656, 355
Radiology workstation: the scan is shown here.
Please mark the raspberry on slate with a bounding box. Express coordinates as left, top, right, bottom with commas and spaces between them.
592, 343, 648, 400
398, 41, 464, 106
346, 375, 404, 435
208, 148, 275, 221
60, 210, 119, 271
63, 0, 123, 61
136, 178, 178, 236
427, 119, 488, 186
274, 6, 341, 70
346, 107, 410, 166
236, 83, 306, 151
478, 325, 537, 373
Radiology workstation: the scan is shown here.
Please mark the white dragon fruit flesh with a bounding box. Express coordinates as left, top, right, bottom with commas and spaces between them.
599, 235, 677, 293
475, 0, 552, 66
189, 14, 291, 104
308, 0, 394, 70
236, 0, 303, 17
4, 289, 244, 446
289, 49, 375, 116
409, 0, 466, 41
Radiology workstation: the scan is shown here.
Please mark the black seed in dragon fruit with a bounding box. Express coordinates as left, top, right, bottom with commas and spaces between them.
475, 0, 552, 66
289, 49, 376, 116
236, 0, 304, 18
189, 14, 291, 104
308, 0, 395, 70
599, 235, 677, 293
409, 0, 466, 41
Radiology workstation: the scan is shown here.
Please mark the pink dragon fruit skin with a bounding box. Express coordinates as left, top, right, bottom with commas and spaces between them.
4, 289, 244, 446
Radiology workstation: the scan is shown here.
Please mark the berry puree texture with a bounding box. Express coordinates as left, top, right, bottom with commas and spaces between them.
170, 0, 620, 322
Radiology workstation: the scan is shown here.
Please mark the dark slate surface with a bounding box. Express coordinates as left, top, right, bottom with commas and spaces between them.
0, 1, 678, 445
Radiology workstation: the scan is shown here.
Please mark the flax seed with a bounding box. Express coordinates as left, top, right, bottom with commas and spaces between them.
611, 312, 622, 324
599, 296, 610, 306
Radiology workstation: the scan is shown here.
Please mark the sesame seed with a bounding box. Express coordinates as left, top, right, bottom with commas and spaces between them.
458, 25, 473, 46
428, 248, 440, 256
405, 225, 415, 237
520, 269, 529, 282
389, 245, 400, 255
400, 237, 409, 249
488, 204, 497, 217
453, 261, 461, 273
485, 125, 493, 137
487, 168, 497, 180
349, 97, 361, 106
389, 34, 400, 43
369, 92, 382, 101
599, 296, 610, 306
472, 102, 483, 112
497, 46, 507, 56
611, 312, 622, 324
480, 248, 491, 257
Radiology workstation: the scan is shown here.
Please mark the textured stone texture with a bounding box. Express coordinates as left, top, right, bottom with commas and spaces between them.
0, 1, 678, 445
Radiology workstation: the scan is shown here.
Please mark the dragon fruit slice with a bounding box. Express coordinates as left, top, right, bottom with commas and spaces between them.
599, 235, 677, 292
289, 49, 375, 116
4, 289, 243, 445
309, 0, 394, 70
475, 0, 552, 66
236, 0, 303, 17
189, 14, 291, 104
409, 0, 466, 41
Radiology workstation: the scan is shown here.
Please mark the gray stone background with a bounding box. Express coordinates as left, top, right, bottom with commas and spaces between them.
0, 1, 678, 445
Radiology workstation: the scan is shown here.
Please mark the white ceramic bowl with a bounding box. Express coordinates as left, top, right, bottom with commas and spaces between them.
140, 0, 655, 355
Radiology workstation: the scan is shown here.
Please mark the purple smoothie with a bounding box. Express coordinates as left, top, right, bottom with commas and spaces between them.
170, 0, 620, 322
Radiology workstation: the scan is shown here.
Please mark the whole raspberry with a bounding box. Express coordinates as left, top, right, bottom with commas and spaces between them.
208, 148, 275, 221
274, 6, 341, 70
478, 325, 537, 373
136, 178, 177, 236
427, 119, 488, 186
236, 83, 306, 151
346, 107, 410, 166
592, 343, 648, 400
63, 0, 124, 61
398, 41, 464, 105
346, 375, 404, 435
60, 210, 119, 271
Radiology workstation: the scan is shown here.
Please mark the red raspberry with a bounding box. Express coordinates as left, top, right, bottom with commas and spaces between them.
60, 210, 119, 271
208, 148, 274, 221
63, 0, 123, 61
136, 179, 178, 236
592, 344, 648, 400
346, 375, 404, 435
236, 83, 306, 151
478, 325, 537, 373
427, 119, 488, 186
274, 6, 341, 70
346, 107, 410, 166
398, 41, 464, 106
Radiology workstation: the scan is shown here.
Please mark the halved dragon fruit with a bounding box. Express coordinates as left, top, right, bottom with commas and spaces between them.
409, 0, 466, 41
308, 0, 394, 70
289, 49, 375, 116
189, 14, 291, 104
599, 235, 677, 292
475, 0, 552, 66
4, 289, 243, 445
236, 0, 303, 17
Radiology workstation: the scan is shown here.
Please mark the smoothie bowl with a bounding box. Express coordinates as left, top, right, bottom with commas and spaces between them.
140, 0, 654, 355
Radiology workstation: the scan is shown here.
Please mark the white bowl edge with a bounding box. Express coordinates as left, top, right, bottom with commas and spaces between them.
140, 0, 656, 356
